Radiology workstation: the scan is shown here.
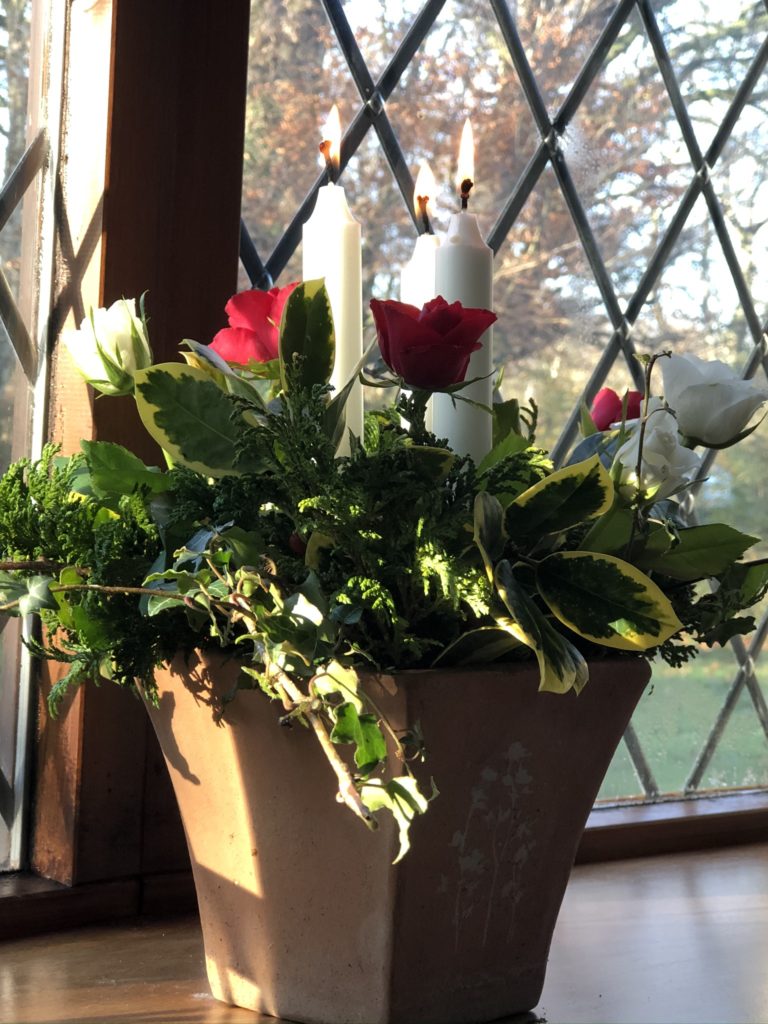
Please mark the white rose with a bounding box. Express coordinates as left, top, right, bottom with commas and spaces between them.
61, 298, 152, 396
661, 353, 768, 448
615, 398, 701, 500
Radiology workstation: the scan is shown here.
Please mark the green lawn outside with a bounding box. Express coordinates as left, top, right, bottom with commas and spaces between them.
598, 643, 768, 800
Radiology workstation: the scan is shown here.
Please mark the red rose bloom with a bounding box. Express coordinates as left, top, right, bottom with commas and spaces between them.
590, 387, 643, 430
209, 283, 298, 364
369, 296, 496, 390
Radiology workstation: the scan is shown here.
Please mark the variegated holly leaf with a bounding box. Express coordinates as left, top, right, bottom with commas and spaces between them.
506, 454, 613, 538
134, 363, 251, 477
279, 278, 335, 392
474, 491, 506, 577
493, 560, 589, 694
536, 550, 683, 651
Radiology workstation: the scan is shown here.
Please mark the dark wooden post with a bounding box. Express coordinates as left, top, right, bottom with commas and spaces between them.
31, 0, 250, 894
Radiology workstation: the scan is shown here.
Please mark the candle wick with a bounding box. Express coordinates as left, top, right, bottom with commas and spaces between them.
460, 177, 474, 211
416, 195, 434, 235
319, 140, 337, 184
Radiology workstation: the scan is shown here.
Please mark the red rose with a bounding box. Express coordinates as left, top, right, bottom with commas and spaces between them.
590, 387, 643, 430
369, 296, 496, 390
209, 283, 298, 364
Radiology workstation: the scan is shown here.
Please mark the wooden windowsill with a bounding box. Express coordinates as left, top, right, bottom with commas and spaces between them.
0, 870, 197, 941
3, 789, 767, 942
579, 789, 768, 862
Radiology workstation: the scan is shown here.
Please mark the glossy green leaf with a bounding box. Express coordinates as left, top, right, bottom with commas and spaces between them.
506, 454, 614, 537
134, 363, 247, 477
638, 524, 759, 581
431, 626, 521, 667
476, 429, 529, 476
579, 400, 598, 437
81, 440, 169, 497
492, 397, 522, 447
279, 279, 335, 392
536, 550, 683, 651
720, 560, 768, 606
579, 504, 634, 555
493, 560, 589, 694
220, 526, 264, 568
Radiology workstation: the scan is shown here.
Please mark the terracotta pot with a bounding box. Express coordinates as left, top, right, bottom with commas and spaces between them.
146, 652, 650, 1024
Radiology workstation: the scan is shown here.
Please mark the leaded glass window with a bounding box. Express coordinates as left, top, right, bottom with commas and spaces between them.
241, 0, 768, 804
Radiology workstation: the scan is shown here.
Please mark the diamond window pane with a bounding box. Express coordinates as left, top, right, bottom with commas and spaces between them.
514, 0, 618, 115
241, 0, 768, 806
655, 0, 768, 152
566, 7, 695, 302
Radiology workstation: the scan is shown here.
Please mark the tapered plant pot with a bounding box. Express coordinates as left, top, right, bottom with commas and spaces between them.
146, 651, 650, 1024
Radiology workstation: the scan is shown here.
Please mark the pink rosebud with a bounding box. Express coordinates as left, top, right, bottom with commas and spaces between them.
369, 296, 496, 390
288, 532, 307, 556
590, 388, 643, 430
209, 283, 299, 364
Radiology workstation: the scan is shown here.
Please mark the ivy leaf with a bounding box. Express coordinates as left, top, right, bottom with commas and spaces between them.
506, 454, 613, 538
493, 560, 589, 694
279, 279, 335, 392
361, 777, 431, 864
330, 702, 387, 774
637, 524, 759, 581
10, 574, 58, 616
536, 551, 683, 651
313, 660, 363, 712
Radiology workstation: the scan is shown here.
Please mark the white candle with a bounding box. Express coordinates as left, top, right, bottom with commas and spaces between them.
400, 161, 440, 307
432, 119, 494, 463
302, 105, 363, 453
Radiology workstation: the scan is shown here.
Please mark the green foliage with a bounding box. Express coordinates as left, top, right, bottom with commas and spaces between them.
0, 446, 99, 563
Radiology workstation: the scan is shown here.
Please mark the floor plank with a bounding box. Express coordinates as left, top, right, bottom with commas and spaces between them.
1, 844, 767, 1024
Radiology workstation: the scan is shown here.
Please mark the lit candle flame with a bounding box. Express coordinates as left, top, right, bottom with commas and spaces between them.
413, 160, 437, 220
456, 118, 475, 192
321, 104, 342, 176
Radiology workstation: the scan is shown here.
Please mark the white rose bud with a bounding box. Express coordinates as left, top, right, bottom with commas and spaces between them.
615, 398, 701, 501
661, 353, 768, 448
61, 297, 153, 396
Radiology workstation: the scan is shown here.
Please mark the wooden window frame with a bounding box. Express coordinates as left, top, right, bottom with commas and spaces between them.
1, 0, 766, 943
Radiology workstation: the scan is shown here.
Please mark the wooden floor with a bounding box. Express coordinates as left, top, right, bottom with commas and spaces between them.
2, 844, 767, 1024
